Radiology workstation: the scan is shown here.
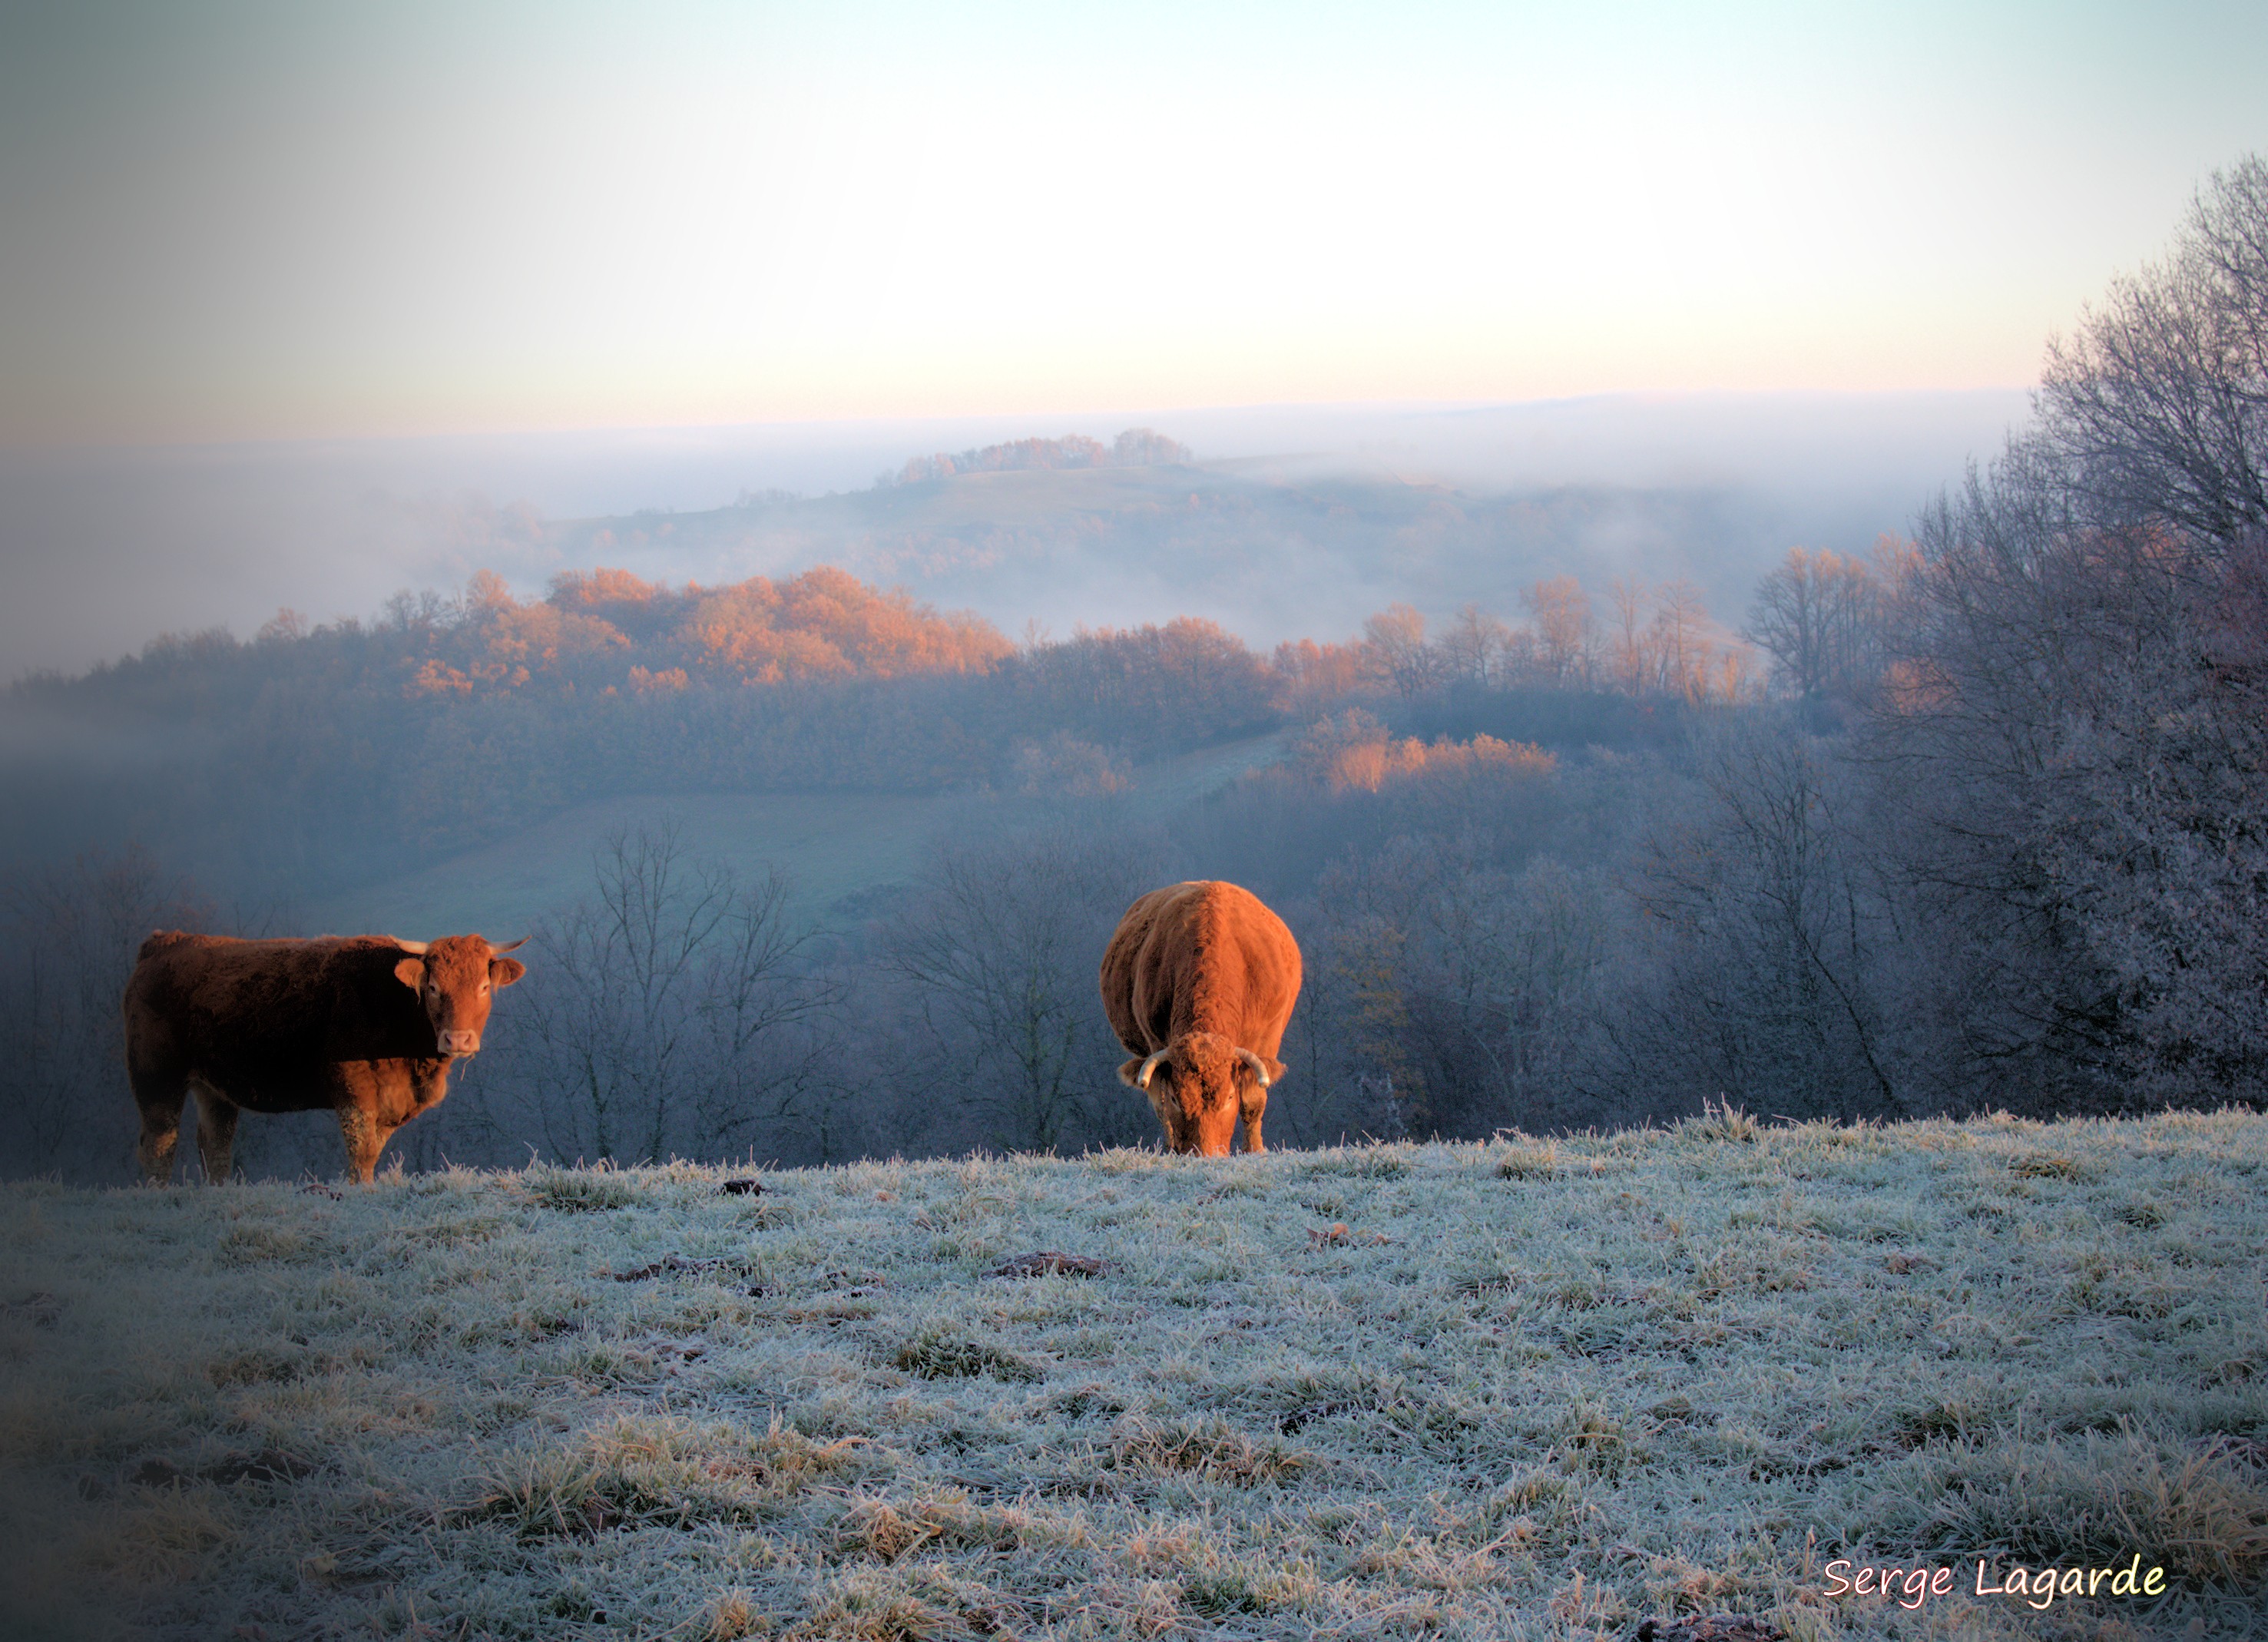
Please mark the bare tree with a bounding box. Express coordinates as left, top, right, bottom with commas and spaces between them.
1607, 575, 1654, 696
2038, 154, 2268, 545
1523, 577, 1595, 687
1649, 580, 1713, 702
1713, 643, 1761, 705
1745, 545, 1894, 701
692, 868, 837, 1155
883, 826, 1163, 1153
507, 820, 826, 1164
1608, 721, 1905, 1121
1436, 604, 1512, 687
0, 847, 211, 1180
1745, 548, 1836, 697
1362, 604, 1439, 698
1308, 839, 1611, 1137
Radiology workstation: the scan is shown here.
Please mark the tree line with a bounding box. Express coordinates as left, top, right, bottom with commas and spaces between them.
887, 428, 1193, 485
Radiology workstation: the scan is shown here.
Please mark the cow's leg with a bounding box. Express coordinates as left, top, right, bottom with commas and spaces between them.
134, 1088, 186, 1185
336, 1105, 393, 1186
129, 1059, 187, 1186
191, 1089, 240, 1184
1240, 1086, 1266, 1155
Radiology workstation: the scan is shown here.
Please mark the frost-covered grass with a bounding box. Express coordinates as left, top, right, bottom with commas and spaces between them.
3, 1109, 2265, 1640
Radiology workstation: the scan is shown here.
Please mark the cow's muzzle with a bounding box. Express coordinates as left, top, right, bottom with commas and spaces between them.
440, 1030, 481, 1055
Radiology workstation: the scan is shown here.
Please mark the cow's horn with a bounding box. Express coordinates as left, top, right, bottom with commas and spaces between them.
394, 939, 429, 955
488, 936, 531, 955
1136, 1048, 1171, 1088
1235, 1048, 1272, 1087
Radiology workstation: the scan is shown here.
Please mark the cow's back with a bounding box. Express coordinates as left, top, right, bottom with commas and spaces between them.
136, 929, 201, 966
1101, 882, 1301, 1058
124, 932, 429, 1112
1100, 885, 1186, 1055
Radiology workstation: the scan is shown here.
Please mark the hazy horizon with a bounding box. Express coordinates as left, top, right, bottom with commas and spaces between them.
1, 388, 2028, 676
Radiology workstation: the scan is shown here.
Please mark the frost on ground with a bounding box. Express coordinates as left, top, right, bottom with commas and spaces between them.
2, 1110, 2264, 1641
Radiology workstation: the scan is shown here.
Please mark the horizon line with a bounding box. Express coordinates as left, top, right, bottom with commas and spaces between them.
0, 386, 2037, 460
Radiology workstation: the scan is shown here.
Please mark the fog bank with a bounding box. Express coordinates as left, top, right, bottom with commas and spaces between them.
2, 391, 2025, 677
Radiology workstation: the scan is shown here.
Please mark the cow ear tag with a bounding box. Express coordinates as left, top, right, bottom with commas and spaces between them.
393, 958, 424, 991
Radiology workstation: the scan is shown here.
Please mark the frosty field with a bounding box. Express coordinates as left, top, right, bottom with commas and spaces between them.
3, 1110, 2264, 1641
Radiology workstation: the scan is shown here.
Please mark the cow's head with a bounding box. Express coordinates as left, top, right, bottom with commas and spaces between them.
1119, 1030, 1279, 1156
392, 935, 528, 1057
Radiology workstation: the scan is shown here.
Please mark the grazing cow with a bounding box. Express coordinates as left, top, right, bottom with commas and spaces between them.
122, 932, 526, 1185
1099, 881, 1302, 1155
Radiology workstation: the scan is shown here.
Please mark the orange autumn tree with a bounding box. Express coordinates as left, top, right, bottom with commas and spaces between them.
406, 566, 1010, 697
406, 571, 631, 696
677, 568, 1009, 684
1271, 637, 1372, 717
1291, 709, 1556, 793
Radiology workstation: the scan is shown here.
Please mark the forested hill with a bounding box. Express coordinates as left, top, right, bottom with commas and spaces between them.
0, 566, 1299, 894
0, 444, 1873, 905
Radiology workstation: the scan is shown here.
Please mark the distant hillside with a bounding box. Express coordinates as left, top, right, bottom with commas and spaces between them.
5, 1108, 2262, 1638
539, 465, 1826, 654
887, 426, 1193, 484
2, 392, 2022, 680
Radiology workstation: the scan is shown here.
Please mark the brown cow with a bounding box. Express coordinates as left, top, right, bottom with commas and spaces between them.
1099, 881, 1301, 1156
122, 931, 526, 1185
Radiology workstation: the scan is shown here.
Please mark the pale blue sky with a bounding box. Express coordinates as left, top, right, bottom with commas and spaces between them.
2, 1, 2263, 441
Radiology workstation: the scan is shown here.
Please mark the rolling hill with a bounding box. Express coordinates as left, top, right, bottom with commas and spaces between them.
537, 465, 1859, 656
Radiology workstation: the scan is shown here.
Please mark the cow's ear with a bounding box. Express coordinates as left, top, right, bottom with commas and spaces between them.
1264, 1056, 1286, 1085
393, 957, 424, 991
489, 957, 526, 988
1118, 1058, 1147, 1087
